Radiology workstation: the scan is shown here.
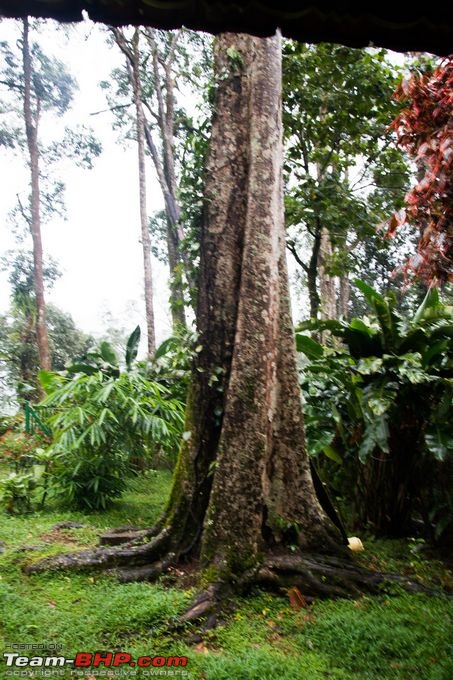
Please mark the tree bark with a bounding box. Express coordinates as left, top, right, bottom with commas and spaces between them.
144, 28, 189, 328
166, 219, 187, 328
198, 33, 337, 573
318, 227, 336, 321
22, 17, 51, 372
132, 30, 156, 357
113, 28, 156, 356
338, 273, 350, 318
307, 222, 322, 319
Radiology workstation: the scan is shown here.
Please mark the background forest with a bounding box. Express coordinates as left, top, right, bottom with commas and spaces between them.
0, 16, 451, 680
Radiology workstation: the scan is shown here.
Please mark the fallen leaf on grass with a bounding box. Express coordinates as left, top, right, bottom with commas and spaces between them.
288, 586, 307, 609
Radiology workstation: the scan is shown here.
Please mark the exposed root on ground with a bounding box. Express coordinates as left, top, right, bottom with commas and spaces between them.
23, 527, 172, 574
23, 527, 444, 632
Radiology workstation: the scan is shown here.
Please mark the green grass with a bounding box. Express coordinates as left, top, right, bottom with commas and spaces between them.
0, 469, 452, 679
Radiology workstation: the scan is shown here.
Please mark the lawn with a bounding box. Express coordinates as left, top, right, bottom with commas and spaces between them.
0, 469, 452, 679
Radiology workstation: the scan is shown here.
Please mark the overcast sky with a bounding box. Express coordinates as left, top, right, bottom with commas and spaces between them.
0, 17, 174, 348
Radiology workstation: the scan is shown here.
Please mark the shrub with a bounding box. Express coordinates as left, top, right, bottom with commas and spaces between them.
0, 428, 51, 470
297, 282, 452, 539
0, 471, 36, 513
38, 328, 185, 510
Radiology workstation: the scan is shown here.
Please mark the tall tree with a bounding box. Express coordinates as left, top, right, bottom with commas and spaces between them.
283, 43, 411, 320
22, 17, 50, 370
28, 33, 411, 608
111, 27, 156, 357
0, 250, 92, 402
0, 18, 101, 372
104, 27, 211, 329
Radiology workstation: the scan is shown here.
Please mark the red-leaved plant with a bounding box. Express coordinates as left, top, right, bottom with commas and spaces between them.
386, 58, 452, 284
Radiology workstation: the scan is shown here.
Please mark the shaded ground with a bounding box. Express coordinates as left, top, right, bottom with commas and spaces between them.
0, 469, 451, 679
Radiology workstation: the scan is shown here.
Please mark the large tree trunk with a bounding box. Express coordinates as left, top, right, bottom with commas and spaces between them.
22, 17, 51, 372
25, 33, 430, 610
198, 33, 337, 572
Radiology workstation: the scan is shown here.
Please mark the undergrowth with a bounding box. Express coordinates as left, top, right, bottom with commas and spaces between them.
0, 471, 451, 679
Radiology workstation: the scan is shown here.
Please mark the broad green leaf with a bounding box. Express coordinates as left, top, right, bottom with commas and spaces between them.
349, 318, 375, 337
397, 361, 433, 384
413, 286, 440, 325
295, 334, 324, 359
125, 325, 141, 370
425, 429, 453, 462
308, 430, 335, 455
323, 445, 343, 464
368, 396, 393, 416
359, 415, 389, 462
99, 341, 118, 366
297, 319, 345, 335
66, 363, 98, 376
38, 369, 63, 394
357, 357, 383, 374
354, 278, 386, 307
154, 336, 176, 361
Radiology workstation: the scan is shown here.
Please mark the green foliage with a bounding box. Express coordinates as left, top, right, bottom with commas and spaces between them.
0, 414, 53, 512
0, 428, 50, 468
0, 473, 450, 680
297, 281, 452, 537
282, 42, 414, 315
0, 471, 35, 513
0, 22, 101, 230
38, 328, 185, 510
0, 267, 93, 402
125, 324, 141, 371
0, 413, 23, 436
145, 327, 197, 404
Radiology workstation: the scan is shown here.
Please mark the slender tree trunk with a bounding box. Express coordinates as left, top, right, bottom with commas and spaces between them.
308, 223, 322, 319
22, 17, 51, 372
318, 227, 336, 320
338, 274, 350, 318
133, 32, 156, 357
18, 311, 39, 401
113, 29, 157, 356
144, 29, 189, 328
166, 220, 187, 328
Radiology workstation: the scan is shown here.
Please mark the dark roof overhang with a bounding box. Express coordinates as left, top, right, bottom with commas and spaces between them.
0, 2, 451, 56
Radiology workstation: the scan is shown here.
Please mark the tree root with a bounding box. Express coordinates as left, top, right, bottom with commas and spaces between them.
23, 530, 445, 633
113, 553, 176, 583
253, 551, 439, 598
23, 527, 172, 574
